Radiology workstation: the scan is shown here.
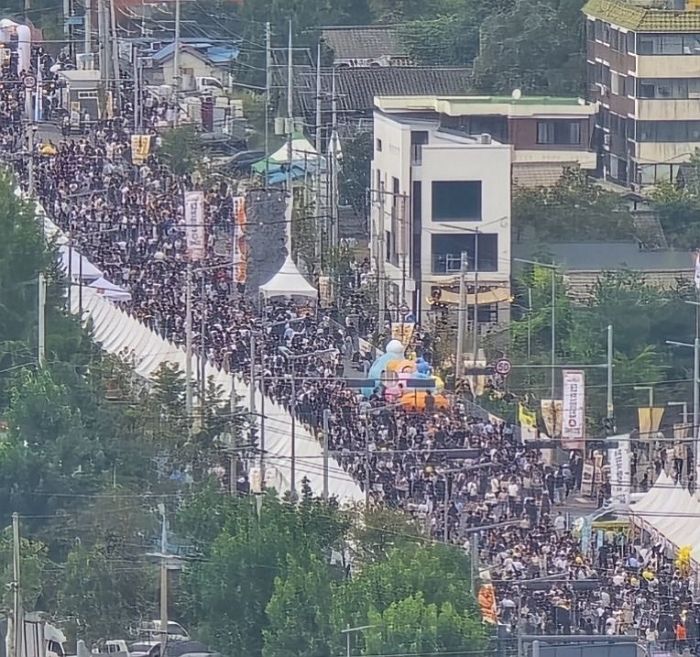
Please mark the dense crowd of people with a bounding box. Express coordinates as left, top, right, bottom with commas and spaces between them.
0, 45, 698, 654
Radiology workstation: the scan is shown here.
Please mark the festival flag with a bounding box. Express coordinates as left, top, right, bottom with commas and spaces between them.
694, 252, 700, 290
184, 191, 205, 261
232, 196, 248, 284
130, 135, 152, 165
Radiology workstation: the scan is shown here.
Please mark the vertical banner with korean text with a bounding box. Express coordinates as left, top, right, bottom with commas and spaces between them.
607, 434, 631, 504
184, 191, 205, 261
562, 369, 585, 450
232, 196, 248, 284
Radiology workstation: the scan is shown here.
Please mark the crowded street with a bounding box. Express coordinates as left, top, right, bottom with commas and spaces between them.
0, 40, 699, 657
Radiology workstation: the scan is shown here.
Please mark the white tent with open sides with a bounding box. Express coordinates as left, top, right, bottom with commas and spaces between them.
259, 194, 317, 300
259, 255, 317, 299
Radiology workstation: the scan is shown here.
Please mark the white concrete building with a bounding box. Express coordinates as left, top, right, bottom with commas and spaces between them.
371, 109, 512, 330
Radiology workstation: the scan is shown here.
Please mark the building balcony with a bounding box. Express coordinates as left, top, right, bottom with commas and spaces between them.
637, 55, 700, 79
637, 98, 700, 121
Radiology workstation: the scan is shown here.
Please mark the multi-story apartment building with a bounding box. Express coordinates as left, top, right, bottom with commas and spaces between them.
584, 0, 700, 188
371, 108, 512, 329
374, 95, 597, 187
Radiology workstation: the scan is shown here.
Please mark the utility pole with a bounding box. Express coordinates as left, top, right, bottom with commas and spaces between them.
27, 125, 34, 197
290, 365, 296, 497
551, 269, 556, 399
472, 230, 480, 366
173, 0, 181, 124
322, 408, 330, 501
97, 0, 104, 81
199, 274, 206, 411
249, 332, 256, 420
264, 21, 271, 185
376, 189, 386, 331
329, 67, 338, 249
84, 0, 91, 55
185, 264, 193, 416
38, 273, 45, 367
606, 324, 614, 423
11, 513, 21, 657
285, 20, 293, 195
158, 506, 168, 657
455, 251, 468, 381
314, 41, 322, 265
109, 0, 120, 111
694, 335, 699, 482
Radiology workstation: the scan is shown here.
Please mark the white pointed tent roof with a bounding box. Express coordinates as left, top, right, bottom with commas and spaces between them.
59, 244, 102, 281
259, 193, 317, 300
259, 255, 317, 299
88, 276, 132, 302
269, 135, 318, 164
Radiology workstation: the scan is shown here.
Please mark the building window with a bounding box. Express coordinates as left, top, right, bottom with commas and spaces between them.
637, 120, 700, 142
376, 138, 382, 152
431, 233, 498, 274
638, 33, 700, 55
431, 180, 482, 221
627, 31, 636, 54
536, 120, 581, 145
410, 130, 428, 165
637, 78, 700, 99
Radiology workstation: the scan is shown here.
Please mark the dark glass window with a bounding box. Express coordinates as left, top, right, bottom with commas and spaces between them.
431, 181, 482, 221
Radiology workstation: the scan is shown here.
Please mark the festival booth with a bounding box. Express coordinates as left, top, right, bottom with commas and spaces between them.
259, 256, 317, 300
629, 471, 700, 566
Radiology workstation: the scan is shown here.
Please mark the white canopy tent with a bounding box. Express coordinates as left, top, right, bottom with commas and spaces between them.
268, 135, 318, 164
59, 244, 102, 282
88, 277, 132, 302
259, 255, 317, 300
630, 472, 700, 562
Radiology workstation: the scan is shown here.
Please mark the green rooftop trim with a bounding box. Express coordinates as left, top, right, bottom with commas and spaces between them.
446, 95, 585, 106
583, 0, 700, 32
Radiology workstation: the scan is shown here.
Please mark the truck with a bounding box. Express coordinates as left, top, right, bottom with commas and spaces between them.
0, 614, 67, 657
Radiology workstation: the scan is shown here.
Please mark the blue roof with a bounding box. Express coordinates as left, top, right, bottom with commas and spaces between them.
152, 42, 240, 66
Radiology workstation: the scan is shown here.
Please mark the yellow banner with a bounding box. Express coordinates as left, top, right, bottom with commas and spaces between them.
131, 134, 151, 165
391, 322, 415, 346
638, 407, 664, 440
541, 399, 563, 438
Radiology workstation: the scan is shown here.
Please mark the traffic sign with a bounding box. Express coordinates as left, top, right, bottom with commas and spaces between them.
494, 358, 512, 376
23, 75, 36, 90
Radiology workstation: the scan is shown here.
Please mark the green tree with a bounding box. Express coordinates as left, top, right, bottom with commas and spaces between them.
159, 126, 201, 177
263, 554, 335, 657
363, 594, 485, 657
339, 132, 372, 220
512, 168, 634, 243
178, 486, 348, 657
59, 542, 155, 642
649, 149, 700, 248
472, 0, 584, 96
0, 528, 49, 610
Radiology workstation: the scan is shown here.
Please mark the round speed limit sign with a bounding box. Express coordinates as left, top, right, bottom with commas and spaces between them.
494, 358, 512, 376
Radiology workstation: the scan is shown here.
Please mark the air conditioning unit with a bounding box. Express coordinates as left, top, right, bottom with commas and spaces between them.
479, 133, 492, 144
603, 133, 611, 147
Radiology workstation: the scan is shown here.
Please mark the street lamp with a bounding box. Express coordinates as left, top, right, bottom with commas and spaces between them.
666, 339, 700, 459
426, 216, 508, 377
633, 385, 655, 408
668, 400, 689, 426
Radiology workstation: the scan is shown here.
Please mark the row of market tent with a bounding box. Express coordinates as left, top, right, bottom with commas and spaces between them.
629, 470, 700, 565
41, 211, 133, 302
